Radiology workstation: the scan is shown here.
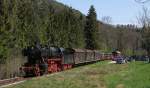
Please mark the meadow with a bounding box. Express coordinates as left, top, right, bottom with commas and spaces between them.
6, 61, 150, 88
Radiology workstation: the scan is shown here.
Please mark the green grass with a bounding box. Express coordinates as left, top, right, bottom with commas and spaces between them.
106, 62, 150, 88
6, 61, 150, 88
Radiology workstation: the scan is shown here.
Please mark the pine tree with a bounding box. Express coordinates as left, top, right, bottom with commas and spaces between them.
0, 0, 11, 63
84, 5, 99, 49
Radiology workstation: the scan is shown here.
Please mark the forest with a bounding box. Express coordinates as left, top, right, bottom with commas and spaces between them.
0, 0, 149, 79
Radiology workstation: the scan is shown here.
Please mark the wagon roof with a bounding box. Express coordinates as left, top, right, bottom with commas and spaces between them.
86, 49, 94, 52
73, 49, 86, 52
60, 48, 75, 53
73, 49, 101, 52
93, 50, 101, 52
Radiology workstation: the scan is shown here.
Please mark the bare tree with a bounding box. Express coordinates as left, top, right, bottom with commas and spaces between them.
135, 0, 150, 4
101, 16, 112, 24
137, 7, 150, 55
137, 7, 150, 27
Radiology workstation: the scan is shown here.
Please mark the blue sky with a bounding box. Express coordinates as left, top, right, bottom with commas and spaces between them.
56, 0, 150, 25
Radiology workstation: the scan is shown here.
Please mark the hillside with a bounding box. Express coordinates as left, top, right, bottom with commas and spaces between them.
5, 61, 150, 88
49, 0, 143, 55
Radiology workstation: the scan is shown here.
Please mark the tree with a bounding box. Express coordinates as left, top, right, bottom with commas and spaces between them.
137, 7, 150, 55
101, 16, 112, 24
84, 5, 99, 49
137, 7, 150, 27
67, 7, 85, 48
0, 0, 12, 63
135, 0, 150, 4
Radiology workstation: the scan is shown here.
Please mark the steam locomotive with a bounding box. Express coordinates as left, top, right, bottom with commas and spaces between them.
20, 44, 112, 77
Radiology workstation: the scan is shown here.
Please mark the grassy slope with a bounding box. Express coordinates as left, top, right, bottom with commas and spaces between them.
106, 62, 150, 88
6, 61, 150, 88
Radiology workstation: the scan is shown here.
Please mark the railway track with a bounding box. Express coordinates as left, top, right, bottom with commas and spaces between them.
0, 77, 27, 88
0, 73, 58, 88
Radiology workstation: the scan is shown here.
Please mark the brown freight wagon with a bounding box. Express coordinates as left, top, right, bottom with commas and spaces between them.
73, 49, 87, 64
86, 49, 95, 62
94, 50, 102, 61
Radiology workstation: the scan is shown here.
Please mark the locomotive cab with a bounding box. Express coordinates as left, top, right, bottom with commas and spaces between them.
46, 47, 62, 73
60, 48, 75, 70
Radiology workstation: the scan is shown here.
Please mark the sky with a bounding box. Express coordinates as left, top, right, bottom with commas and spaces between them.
56, 0, 150, 25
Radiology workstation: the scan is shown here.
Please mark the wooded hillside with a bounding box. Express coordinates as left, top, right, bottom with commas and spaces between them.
0, 0, 144, 79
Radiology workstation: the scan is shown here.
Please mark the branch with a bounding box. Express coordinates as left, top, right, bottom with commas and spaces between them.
135, 0, 150, 4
